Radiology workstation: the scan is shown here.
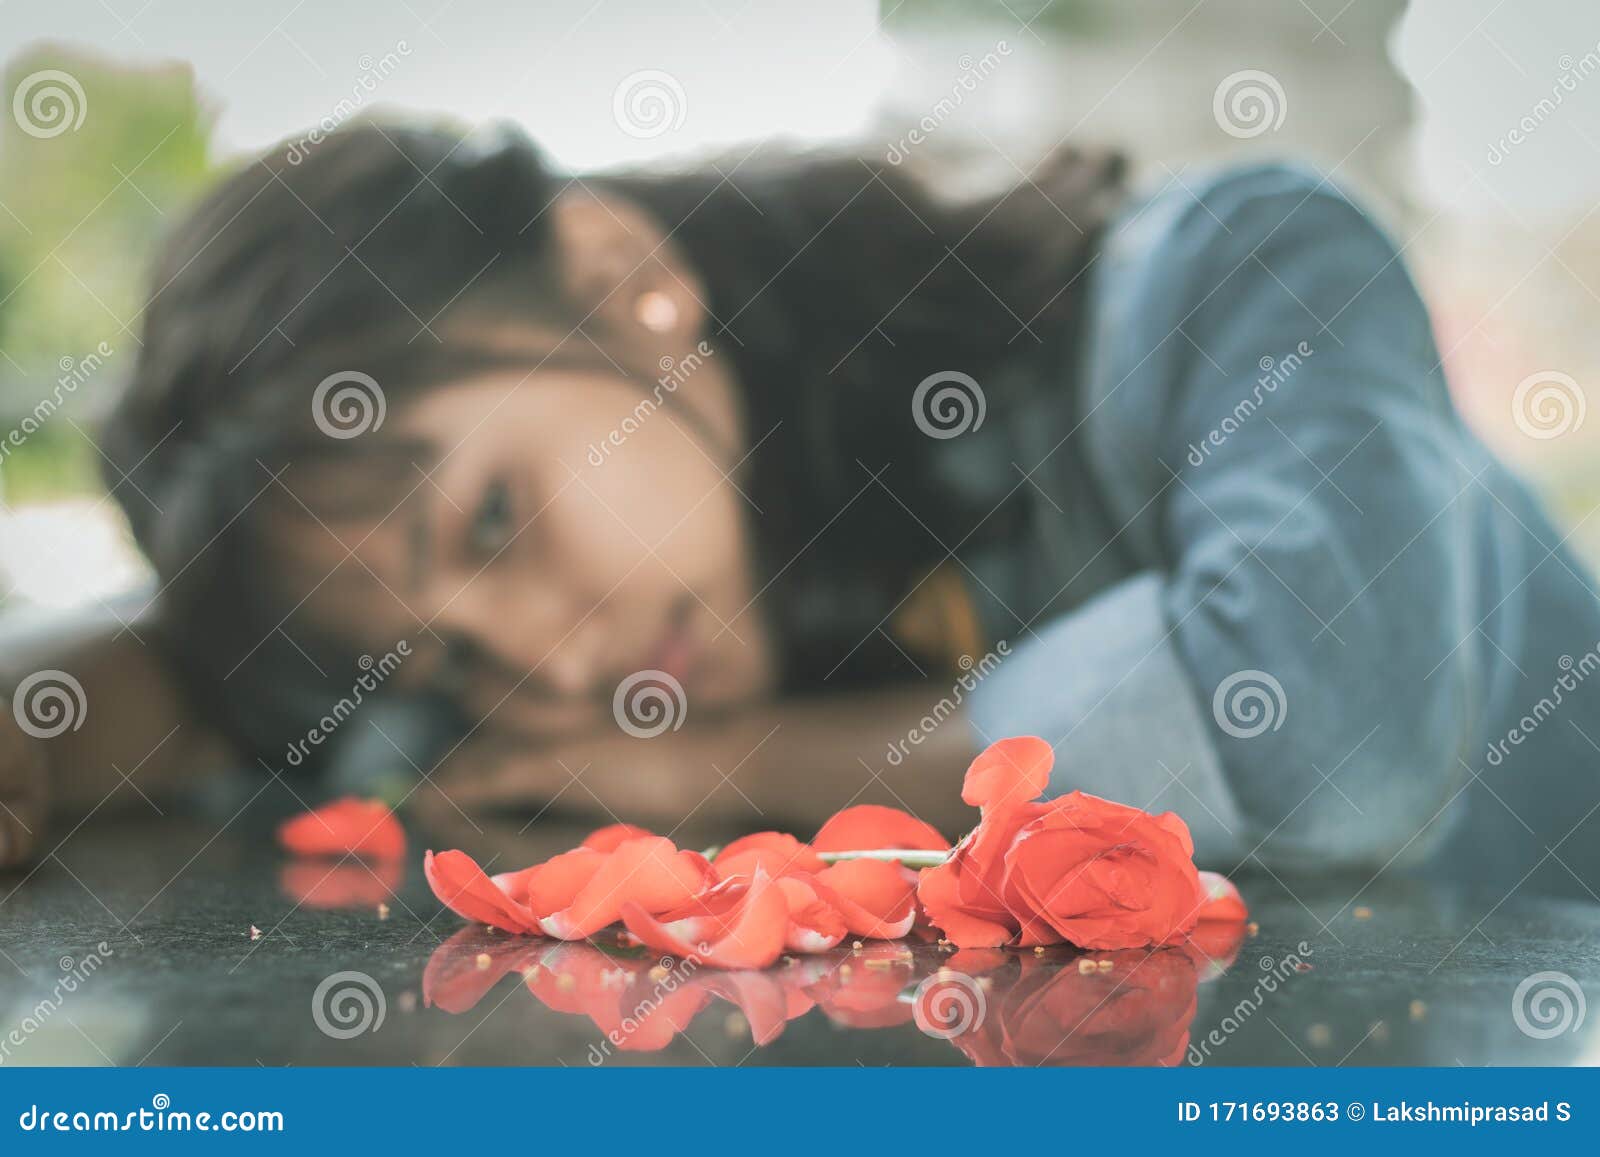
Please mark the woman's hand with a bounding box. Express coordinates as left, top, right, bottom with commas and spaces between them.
427, 719, 763, 829
0, 699, 50, 869
420, 685, 980, 838
0, 593, 233, 832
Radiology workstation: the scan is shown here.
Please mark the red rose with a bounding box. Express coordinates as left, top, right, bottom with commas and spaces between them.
919, 737, 1208, 950
1002, 793, 1203, 949
918, 737, 1055, 947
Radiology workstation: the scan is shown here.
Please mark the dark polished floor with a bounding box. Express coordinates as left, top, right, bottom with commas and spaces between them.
1, 785, 1597, 1067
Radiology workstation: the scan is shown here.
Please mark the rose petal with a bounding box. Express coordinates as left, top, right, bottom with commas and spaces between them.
813, 859, 917, 939
713, 831, 824, 879
961, 737, 1054, 813
620, 869, 788, 970
775, 874, 848, 953
1194, 871, 1249, 922
539, 837, 710, 940
277, 797, 406, 860
917, 802, 1048, 947
424, 849, 540, 934
919, 861, 1013, 947
493, 847, 606, 919
1154, 810, 1196, 859
635, 876, 750, 946
581, 823, 656, 852
812, 805, 949, 854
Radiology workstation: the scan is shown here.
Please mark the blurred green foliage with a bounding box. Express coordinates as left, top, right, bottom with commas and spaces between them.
0, 44, 213, 502
882, 0, 1101, 35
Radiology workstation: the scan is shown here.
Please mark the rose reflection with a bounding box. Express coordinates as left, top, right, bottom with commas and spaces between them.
936, 951, 1197, 1067
278, 859, 403, 909
421, 920, 1246, 1066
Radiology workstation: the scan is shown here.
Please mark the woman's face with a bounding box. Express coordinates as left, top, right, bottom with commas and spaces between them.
283, 359, 777, 740
266, 185, 778, 739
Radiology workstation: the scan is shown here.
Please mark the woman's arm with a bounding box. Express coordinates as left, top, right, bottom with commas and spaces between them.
0, 590, 235, 865
972, 166, 1476, 871
427, 683, 980, 840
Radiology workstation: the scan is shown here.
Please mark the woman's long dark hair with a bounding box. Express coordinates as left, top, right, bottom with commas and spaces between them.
104, 120, 1124, 765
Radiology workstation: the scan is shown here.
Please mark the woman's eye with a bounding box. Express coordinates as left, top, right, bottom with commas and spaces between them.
468, 478, 515, 554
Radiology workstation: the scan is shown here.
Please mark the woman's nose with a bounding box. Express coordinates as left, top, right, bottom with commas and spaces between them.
539, 643, 601, 697
429, 575, 606, 699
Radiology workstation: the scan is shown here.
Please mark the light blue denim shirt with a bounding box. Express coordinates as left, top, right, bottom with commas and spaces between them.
967, 163, 1600, 898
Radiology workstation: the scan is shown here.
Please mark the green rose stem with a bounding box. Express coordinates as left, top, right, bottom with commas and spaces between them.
814, 849, 951, 868
694, 847, 953, 868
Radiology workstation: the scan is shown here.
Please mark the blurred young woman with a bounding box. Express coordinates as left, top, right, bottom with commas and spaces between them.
3, 122, 1597, 898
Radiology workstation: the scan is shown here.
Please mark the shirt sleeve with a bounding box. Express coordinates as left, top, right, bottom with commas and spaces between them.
969, 165, 1478, 870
